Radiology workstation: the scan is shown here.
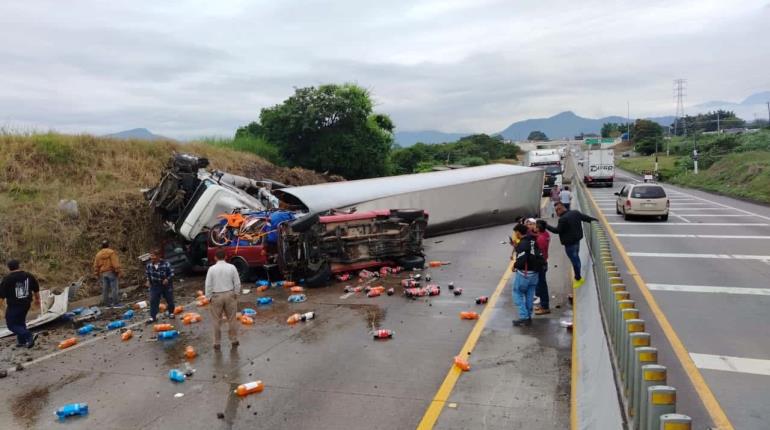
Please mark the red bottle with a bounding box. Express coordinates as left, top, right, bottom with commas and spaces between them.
475, 296, 489, 305
372, 329, 394, 339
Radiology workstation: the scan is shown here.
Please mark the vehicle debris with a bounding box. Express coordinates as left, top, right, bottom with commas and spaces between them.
56, 403, 89, 421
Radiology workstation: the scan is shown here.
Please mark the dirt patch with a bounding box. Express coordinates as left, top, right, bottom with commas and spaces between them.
11, 385, 50, 428
347, 304, 387, 330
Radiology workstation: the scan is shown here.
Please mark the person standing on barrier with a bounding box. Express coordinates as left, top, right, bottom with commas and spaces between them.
546, 202, 597, 289
559, 186, 572, 211
533, 220, 551, 315
511, 224, 544, 327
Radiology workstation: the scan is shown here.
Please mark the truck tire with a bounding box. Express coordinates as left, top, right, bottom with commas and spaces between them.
230, 257, 251, 282
661, 214, 669, 222
398, 255, 425, 270
392, 209, 425, 222
290, 213, 319, 233
304, 263, 331, 287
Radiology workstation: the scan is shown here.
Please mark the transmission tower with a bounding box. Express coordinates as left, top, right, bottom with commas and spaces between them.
673, 79, 687, 136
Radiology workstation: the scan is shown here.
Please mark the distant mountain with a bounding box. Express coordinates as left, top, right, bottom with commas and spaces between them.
498, 111, 675, 141
693, 91, 770, 120
104, 128, 171, 141
394, 130, 471, 146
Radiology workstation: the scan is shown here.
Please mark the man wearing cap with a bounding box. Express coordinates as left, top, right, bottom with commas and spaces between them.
93, 240, 122, 308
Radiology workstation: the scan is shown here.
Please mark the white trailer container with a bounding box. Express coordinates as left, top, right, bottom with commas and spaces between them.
584, 148, 614, 187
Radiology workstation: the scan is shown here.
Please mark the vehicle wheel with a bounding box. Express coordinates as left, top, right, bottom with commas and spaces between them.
615, 204, 621, 215
304, 262, 331, 287
392, 209, 425, 222
209, 226, 230, 246
622, 208, 630, 221
661, 214, 669, 221
230, 257, 252, 282
290, 213, 319, 233
398, 255, 425, 270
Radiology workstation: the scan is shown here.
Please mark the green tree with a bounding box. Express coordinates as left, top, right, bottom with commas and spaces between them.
601, 122, 628, 138
631, 119, 663, 143
634, 137, 661, 155
240, 84, 394, 179
527, 130, 548, 141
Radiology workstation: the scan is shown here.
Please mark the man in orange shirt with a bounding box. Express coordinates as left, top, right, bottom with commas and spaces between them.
93, 240, 122, 308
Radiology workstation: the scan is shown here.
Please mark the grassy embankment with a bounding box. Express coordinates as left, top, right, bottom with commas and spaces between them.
617, 130, 770, 203
0, 132, 333, 295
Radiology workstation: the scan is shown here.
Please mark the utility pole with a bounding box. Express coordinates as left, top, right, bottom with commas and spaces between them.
673, 79, 687, 138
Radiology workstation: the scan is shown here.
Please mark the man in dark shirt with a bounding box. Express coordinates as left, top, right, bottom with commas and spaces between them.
545, 202, 597, 289
511, 224, 544, 327
145, 251, 175, 322
0, 259, 41, 348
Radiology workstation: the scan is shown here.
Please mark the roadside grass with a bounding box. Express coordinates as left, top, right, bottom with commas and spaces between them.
199, 135, 283, 165
0, 132, 333, 293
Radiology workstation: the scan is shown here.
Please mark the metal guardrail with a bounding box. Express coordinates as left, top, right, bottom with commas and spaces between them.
572, 167, 693, 430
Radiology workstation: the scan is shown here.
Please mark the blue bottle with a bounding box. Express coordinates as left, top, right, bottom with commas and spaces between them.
287, 294, 306, 303
256, 280, 270, 287
56, 403, 88, 420
157, 330, 179, 340
71, 307, 85, 315
106, 320, 125, 330
256, 297, 273, 306
242, 308, 257, 316
77, 324, 95, 335
168, 369, 185, 383
122, 310, 134, 320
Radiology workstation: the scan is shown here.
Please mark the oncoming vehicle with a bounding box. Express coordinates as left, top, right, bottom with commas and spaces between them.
615, 183, 669, 221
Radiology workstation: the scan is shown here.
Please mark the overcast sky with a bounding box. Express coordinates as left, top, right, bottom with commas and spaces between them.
1, 0, 769, 139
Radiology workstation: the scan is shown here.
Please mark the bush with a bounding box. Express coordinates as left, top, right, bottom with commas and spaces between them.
33, 133, 75, 164
201, 136, 283, 165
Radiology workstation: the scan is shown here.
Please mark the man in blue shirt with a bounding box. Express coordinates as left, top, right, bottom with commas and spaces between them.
145, 251, 175, 322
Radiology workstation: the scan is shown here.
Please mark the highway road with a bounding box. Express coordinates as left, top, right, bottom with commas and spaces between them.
583, 168, 770, 430
0, 222, 571, 429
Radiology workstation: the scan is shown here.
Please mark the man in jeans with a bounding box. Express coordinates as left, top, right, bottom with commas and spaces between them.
204, 248, 241, 349
145, 251, 175, 322
93, 240, 122, 308
0, 260, 41, 348
533, 219, 552, 315
511, 224, 544, 327
546, 202, 597, 289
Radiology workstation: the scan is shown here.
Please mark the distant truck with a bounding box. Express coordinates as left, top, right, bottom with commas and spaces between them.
523, 150, 562, 196
583, 148, 614, 187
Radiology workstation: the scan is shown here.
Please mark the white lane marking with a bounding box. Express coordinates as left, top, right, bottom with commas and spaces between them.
628, 252, 770, 261
610, 222, 769, 226
690, 353, 770, 377
670, 207, 742, 211
339, 292, 354, 299
671, 214, 759, 217
670, 212, 691, 223
617, 234, 770, 239
647, 283, 770, 296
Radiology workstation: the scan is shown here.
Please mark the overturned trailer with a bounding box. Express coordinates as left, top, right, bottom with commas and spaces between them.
275, 164, 544, 237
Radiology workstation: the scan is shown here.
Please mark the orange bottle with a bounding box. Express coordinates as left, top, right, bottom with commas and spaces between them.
369, 286, 385, 294
159, 303, 167, 312
240, 315, 254, 325
183, 315, 193, 325
197, 297, 210, 307
185, 345, 196, 359
121, 330, 133, 341
460, 311, 479, 320
195, 290, 204, 297
234, 381, 264, 396
153, 323, 174, 332
283, 281, 296, 288
173, 306, 184, 315
192, 313, 203, 322
256, 285, 269, 293
287, 313, 301, 324
58, 337, 77, 349
429, 261, 443, 268
290, 286, 305, 293
454, 355, 471, 371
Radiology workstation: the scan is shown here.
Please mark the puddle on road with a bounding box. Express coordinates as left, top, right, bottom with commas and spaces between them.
348, 304, 387, 330
11, 385, 49, 428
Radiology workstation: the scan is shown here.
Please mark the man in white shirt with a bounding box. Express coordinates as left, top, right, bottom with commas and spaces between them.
205, 248, 241, 349
559, 186, 572, 211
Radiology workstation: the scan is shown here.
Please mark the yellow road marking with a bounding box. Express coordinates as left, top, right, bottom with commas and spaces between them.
583, 184, 734, 430
416, 260, 514, 429
570, 271, 578, 429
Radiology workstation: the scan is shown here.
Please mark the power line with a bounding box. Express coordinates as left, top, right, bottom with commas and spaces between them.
673, 79, 687, 139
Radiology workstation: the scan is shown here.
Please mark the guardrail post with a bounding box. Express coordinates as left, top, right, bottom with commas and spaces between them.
626, 332, 651, 400
621, 317, 644, 378
659, 413, 691, 430
613, 299, 634, 347
633, 349, 660, 429
646, 385, 676, 430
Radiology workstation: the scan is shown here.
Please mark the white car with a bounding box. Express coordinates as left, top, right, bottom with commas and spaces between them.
615, 183, 669, 221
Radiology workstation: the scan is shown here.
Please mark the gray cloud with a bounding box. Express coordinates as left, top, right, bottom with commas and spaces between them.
1, 0, 768, 139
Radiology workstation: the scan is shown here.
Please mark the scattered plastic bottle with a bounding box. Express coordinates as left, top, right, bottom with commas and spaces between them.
159, 303, 167, 313
106, 320, 126, 330
290, 286, 305, 293
242, 308, 257, 316
234, 381, 264, 396
56, 403, 88, 421
386, 288, 395, 296
58, 337, 78, 349
287, 313, 302, 324
173, 306, 184, 315
240, 315, 254, 325
122, 310, 134, 320
257, 297, 273, 306
183, 362, 196, 377
71, 307, 85, 315
429, 261, 448, 268
454, 356, 471, 371
197, 297, 210, 307
413, 274, 422, 281
287, 294, 306, 303
448, 282, 455, 290
134, 300, 148, 310
344, 286, 363, 293
460, 311, 479, 320
475, 296, 489, 305
453, 288, 463, 296
367, 290, 381, 298
425, 274, 432, 282
157, 330, 179, 340
256, 280, 270, 287
169, 369, 186, 383
372, 329, 394, 339
185, 346, 196, 359
153, 323, 174, 332
336, 273, 352, 282
283, 281, 297, 288
404, 287, 427, 298
77, 324, 95, 335
121, 330, 133, 341
426, 285, 441, 296
300, 312, 315, 321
